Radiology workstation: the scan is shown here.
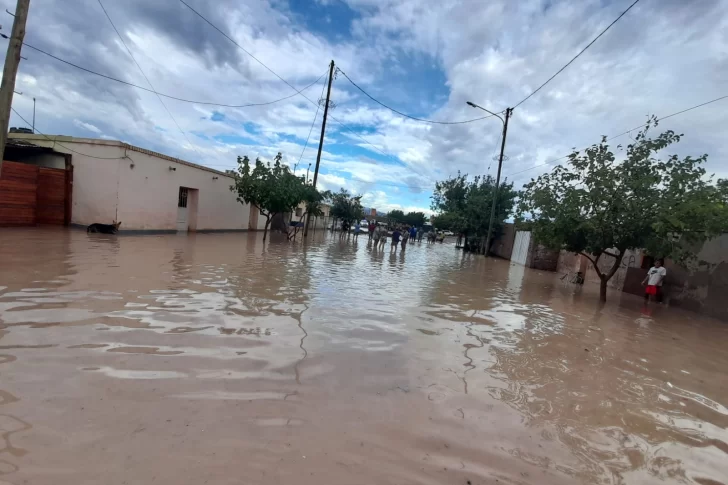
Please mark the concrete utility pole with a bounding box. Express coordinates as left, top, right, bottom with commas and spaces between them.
304, 59, 335, 238
0, 0, 30, 177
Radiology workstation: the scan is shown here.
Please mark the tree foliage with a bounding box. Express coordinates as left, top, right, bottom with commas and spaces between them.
431, 173, 519, 252
403, 211, 427, 227
329, 189, 364, 226
387, 209, 405, 223
229, 153, 324, 241
388, 210, 426, 227
518, 117, 728, 301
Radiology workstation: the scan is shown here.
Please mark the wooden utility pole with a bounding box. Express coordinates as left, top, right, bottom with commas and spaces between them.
304, 59, 334, 238
484, 107, 512, 255
0, 0, 30, 176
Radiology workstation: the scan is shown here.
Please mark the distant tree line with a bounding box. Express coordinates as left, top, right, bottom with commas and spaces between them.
387, 210, 427, 227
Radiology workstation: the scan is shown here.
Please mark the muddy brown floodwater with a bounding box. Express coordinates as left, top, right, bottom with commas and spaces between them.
0, 228, 727, 485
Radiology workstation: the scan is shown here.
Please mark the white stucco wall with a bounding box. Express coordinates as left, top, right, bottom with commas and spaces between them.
8, 135, 252, 231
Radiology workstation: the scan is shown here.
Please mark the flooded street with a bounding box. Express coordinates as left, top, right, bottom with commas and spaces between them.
0, 228, 726, 485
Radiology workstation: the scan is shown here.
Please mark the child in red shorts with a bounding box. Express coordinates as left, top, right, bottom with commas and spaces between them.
642, 259, 666, 302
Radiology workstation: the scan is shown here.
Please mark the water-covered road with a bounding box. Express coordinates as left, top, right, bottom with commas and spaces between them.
0, 228, 726, 484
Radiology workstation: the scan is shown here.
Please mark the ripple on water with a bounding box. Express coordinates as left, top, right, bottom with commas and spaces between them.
0, 230, 726, 484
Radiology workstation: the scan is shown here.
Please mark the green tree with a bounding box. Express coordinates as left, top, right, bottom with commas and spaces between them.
288, 187, 331, 240
229, 153, 323, 241
387, 209, 405, 223
431, 173, 518, 253
431, 211, 464, 232
518, 117, 728, 301
403, 211, 427, 227
329, 189, 364, 229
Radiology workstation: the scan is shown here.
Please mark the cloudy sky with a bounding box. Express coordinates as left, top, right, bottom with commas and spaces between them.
3, 0, 727, 214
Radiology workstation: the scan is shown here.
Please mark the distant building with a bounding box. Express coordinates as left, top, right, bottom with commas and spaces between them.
1, 134, 265, 232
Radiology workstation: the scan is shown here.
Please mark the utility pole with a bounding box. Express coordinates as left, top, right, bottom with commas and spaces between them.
304, 59, 334, 238
32, 96, 35, 133
0, 0, 30, 177
484, 107, 512, 256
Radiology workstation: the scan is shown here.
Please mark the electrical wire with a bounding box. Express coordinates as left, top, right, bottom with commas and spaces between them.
97, 0, 198, 156
297, 75, 328, 165
513, 0, 642, 109
504, 93, 728, 179
177, 0, 408, 166
10, 107, 129, 159
337, 67, 500, 125
1, 36, 328, 108
177, 0, 310, 99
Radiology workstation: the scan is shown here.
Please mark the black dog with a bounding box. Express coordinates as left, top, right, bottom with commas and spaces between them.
87, 221, 122, 234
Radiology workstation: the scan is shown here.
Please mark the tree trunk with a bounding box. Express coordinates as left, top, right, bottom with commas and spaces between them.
263, 216, 271, 242
598, 250, 624, 303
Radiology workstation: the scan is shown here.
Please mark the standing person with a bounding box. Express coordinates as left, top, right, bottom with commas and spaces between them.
372, 223, 381, 248
378, 225, 387, 249
391, 227, 401, 251
417, 227, 423, 242
642, 259, 667, 302
368, 220, 376, 240
354, 221, 361, 240
409, 226, 417, 242
401, 226, 410, 250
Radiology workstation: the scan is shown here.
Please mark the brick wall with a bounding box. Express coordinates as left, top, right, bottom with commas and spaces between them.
490, 223, 516, 259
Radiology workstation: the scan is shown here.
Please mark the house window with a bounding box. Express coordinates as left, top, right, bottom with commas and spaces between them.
178, 187, 188, 208
295, 208, 303, 217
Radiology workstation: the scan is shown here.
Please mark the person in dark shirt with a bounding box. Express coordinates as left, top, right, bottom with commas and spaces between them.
391, 228, 401, 251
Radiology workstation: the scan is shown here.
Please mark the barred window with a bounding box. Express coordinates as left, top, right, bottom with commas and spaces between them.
178, 187, 188, 208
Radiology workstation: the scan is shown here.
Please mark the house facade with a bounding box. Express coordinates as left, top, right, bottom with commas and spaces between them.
2, 134, 266, 232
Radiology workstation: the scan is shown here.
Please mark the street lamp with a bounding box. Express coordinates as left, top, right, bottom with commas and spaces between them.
466, 101, 513, 256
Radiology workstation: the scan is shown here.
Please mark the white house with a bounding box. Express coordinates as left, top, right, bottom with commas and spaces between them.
2, 134, 266, 232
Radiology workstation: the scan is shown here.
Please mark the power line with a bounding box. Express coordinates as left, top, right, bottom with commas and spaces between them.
2, 37, 328, 108
177, 0, 407, 166
297, 75, 328, 165
513, 0, 642, 109
97, 0, 199, 156
326, 116, 404, 164
337, 67, 500, 125
10, 106, 128, 159
177, 0, 308, 99
504, 93, 728, 179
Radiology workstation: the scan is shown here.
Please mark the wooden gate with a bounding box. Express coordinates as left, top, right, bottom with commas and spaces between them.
36, 167, 67, 225
0, 161, 69, 226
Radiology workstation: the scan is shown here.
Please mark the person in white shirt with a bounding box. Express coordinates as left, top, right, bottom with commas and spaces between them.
642, 259, 667, 302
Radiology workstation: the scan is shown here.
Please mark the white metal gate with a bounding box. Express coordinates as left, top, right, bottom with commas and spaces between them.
512, 230, 531, 266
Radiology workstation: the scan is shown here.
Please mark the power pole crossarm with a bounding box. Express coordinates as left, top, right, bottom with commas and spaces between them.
304, 59, 334, 238
0, 0, 30, 177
